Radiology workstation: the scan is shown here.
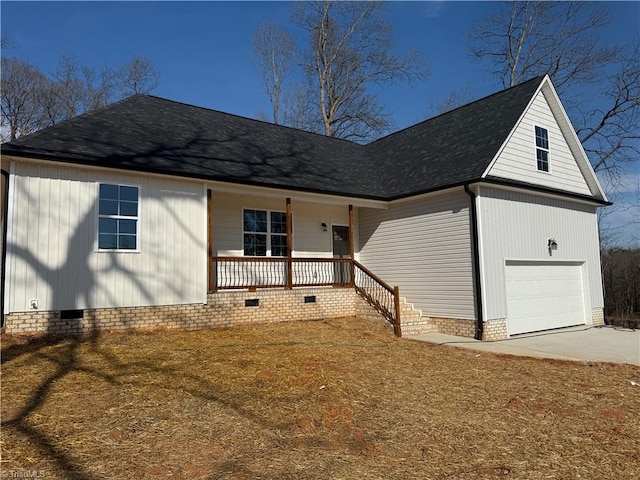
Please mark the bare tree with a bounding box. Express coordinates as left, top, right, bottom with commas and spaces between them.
84, 65, 117, 110
428, 86, 476, 117
117, 55, 160, 98
0, 57, 48, 140
252, 23, 296, 125
291, 1, 427, 141
50, 56, 89, 120
1, 53, 161, 140
601, 247, 640, 327
282, 81, 321, 134
38, 81, 67, 126
26, 57, 116, 126
470, 1, 615, 91
575, 45, 640, 183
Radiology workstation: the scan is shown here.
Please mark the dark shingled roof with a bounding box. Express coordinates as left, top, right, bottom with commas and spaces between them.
369, 76, 543, 199
1, 76, 546, 200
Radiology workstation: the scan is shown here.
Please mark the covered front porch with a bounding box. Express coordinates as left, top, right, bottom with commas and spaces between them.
205, 187, 403, 335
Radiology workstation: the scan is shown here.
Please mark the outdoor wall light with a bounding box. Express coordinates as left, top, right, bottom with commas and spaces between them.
548, 238, 558, 252
321, 222, 328, 232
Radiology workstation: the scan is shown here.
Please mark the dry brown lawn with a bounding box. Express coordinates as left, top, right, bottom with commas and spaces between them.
1, 317, 639, 479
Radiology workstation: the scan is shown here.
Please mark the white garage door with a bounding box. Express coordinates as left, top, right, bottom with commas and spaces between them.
505, 261, 586, 335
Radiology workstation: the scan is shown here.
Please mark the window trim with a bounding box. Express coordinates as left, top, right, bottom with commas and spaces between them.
534, 125, 550, 173
96, 182, 141, 253
242, 208, 290, 257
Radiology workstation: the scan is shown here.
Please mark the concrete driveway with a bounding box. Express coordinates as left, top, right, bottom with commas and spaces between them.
410, 325, 640, 366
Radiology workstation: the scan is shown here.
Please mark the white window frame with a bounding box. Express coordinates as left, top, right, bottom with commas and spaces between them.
96, 182, 141, 252
535, 125, 550, 173
242, 208, 289, 257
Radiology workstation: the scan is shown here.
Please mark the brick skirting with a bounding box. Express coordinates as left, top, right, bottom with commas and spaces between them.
591, 308, 605, 326
482, 318, 508, 340
396, 310, 603, 341
7, 290, 563, 341
408, 317, 508, 341
427, 316, 476, 338
3, 287, 384, 335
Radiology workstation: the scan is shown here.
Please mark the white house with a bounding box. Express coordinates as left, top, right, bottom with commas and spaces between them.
0, 75, 608, 339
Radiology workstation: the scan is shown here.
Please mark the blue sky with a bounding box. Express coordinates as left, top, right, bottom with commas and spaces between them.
4, 1, 635, 128
2, 1, 639, 244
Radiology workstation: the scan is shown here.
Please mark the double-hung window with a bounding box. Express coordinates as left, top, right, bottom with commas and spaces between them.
243, 209, 288, 257
98, 183, 139, 250
535, 126, 549, 172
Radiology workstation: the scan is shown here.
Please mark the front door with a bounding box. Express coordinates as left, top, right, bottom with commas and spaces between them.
332, 225, 350, 284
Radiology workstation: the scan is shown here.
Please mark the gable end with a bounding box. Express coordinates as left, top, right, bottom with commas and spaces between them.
482, 76, 607, 202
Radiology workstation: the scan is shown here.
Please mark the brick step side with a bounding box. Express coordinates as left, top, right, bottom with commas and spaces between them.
398, 297, 436, 336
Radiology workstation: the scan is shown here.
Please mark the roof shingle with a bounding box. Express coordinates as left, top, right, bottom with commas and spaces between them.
2, 76, 546, 200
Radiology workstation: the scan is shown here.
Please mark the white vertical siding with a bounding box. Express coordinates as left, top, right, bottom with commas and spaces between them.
478, 186, 604, 321
488, 90, 592, 195
358, 190, 475, 320
6, 161, 206, 313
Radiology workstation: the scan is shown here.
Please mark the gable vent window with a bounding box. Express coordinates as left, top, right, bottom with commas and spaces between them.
98, 183, 139, 250
535, 126, 549, 172
243, 209, 288, 257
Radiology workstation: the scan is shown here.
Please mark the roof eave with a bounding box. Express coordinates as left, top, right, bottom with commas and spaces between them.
385, 176, 611, 206
1, 148, 390, 203
482, 176, 612, 206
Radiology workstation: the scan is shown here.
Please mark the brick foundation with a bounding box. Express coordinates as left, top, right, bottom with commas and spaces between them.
428, 316, 476, 338
3, 287, 384, 336
591, 308, 605, 326
482, 318, 508, 341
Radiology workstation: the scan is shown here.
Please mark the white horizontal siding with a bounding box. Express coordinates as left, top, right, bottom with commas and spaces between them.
489, 90, 592, 196
358, 190, 475, 320
211, 192, 350, 257
478, 186, 603, 321
6, 161, 206, 313
289, 200, 352, 257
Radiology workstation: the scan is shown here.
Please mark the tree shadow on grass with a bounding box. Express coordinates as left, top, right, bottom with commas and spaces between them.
2, 334, 110, 480
1, 330, 344, 479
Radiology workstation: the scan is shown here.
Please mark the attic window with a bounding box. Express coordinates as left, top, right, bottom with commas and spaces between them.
535, 126, 549, 172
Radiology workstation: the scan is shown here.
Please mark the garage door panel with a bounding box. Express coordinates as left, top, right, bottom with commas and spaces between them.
506, 262, 586, 335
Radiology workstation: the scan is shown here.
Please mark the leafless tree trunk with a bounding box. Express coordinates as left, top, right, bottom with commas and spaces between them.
291, 1, 427, 142
252, 23, 295, 125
